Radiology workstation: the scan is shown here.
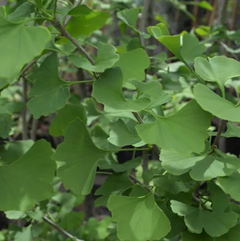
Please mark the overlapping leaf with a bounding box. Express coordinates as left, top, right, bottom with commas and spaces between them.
68, 42, 119, 73
161, 149, 240, 181
194, 83, 240, 122
108, 192, 171, 241
27, 54, 70, 119
0, 106, 13, 138
0, 140, 55, 211
195, 56, 240, 87
0, 15, 50, 83
171, 200, 238, 237
92, 67, 150, 112
66, 5, 110, 37
49, 104, 86, 136
113, 48, 150, 86
136, 100, 211, 155
53, 118, 107, 195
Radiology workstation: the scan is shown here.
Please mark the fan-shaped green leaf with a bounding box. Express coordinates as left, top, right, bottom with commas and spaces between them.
171, 200, 238, 237
136, 100, 211, 155
0, 15, 50, 82
0, 106, 12, 138
194, 83, 240, 122
0, 139, 55, 211
108, 192, 171, 241
68, 42, 119, 73
27, 54, 70, 119
194, 56, 240, 87
53, 118, 107, 195
92, 67, 150, 112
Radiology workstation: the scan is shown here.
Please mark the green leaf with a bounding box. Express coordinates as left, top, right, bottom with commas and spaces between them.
171, 200, 238, 237
113, 48, 150, 87
0, 106, 13, 138
130, 80, 172, 108
66, 5, 110, 37
49, 104, 86, 136
68, 42, 119, 73
117, 8, 142, 33
216, 224, 240, 241
27, 54, 70, 119
217, 171, 240, 202
221, 122, 240, 138
0, 15, 50, 82
5, 211, 26, 220
108, 192, 171, 241
92, 67, 150, 112
15, 226, 32, 241
136, 100, 211, 155
53, 118, 107, 195
194, 83, 240, 122
161, 149, 240, 181
0, 140, 34, 165
108, 119, 143, 147
0, 139, 55, 211
59, 212, 85, 230
95, 172, 133, 206
182, 231, 212, 241
154, 173, 196, 195
8, 2, 33, 22
195, 56, 240, 87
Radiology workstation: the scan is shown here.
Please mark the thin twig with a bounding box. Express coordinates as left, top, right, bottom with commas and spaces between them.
43, 216, 84, 241
30, 119, 39, 141
139, 0, 151, 47
212, 119, 227, 147
51, 19, 95, 66
129, 175, 152, 193
22, 77, 28, 140
20, 58, 38, 77
64, 0, 83, 26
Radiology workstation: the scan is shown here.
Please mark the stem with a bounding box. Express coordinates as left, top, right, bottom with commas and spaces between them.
66, 80, 95, 85
212, 119, 227, 147
43, 216, 83, 241
30, 119, 39, 141
53, 0, 58, 18
20, 59, 38, 77
129, 175, 152, 193
51, 19, 95, 66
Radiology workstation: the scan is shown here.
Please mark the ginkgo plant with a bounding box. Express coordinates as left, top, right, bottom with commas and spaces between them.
0, 0, 240, 241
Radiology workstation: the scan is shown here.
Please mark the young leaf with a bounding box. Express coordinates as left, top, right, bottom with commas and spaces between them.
0, 139, 55, 211
7, 2, 33, 22
136, 100, 211, 155
27, 54, 70, 119
0, 15, 50, 82
194, 83, 240, 122
217, 171, 240, 202
195, 56, 240, 87
49, 104, 87, 136
161, 149, 240, 181
92, 67, 150, 112
68, 42, 119, 73
108, 192, 171, 241
66, 5, 110, 37
113, 48, 150, 87
117, 8, 142, 33
171, 200, 238, 237
53, 118, 108, 195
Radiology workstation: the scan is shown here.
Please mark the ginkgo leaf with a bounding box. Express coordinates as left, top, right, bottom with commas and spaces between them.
49, 104, 87, 136
194, 56, 240, 87
95, 172, 133, 206
27, 54, 70, 119
68, 42, 119, 73
161, 149, 240, 181
136, 100, 211, 155
148, 24, 206, 63
171, 200, 238, 237
66, 5, 110, 37
217, 171, 240, 202
108, 192, 171, 241
194, 83, 240, 122
113, 48, 150, 86
222, 122, 240, 138
53, 118, 107, 195
130, 80, 172, 108
117, 8, 142, 33
92, 67, 150, 112
0, 15, 50, 82
8, 2, 33, 22
0, 139, 55, 211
